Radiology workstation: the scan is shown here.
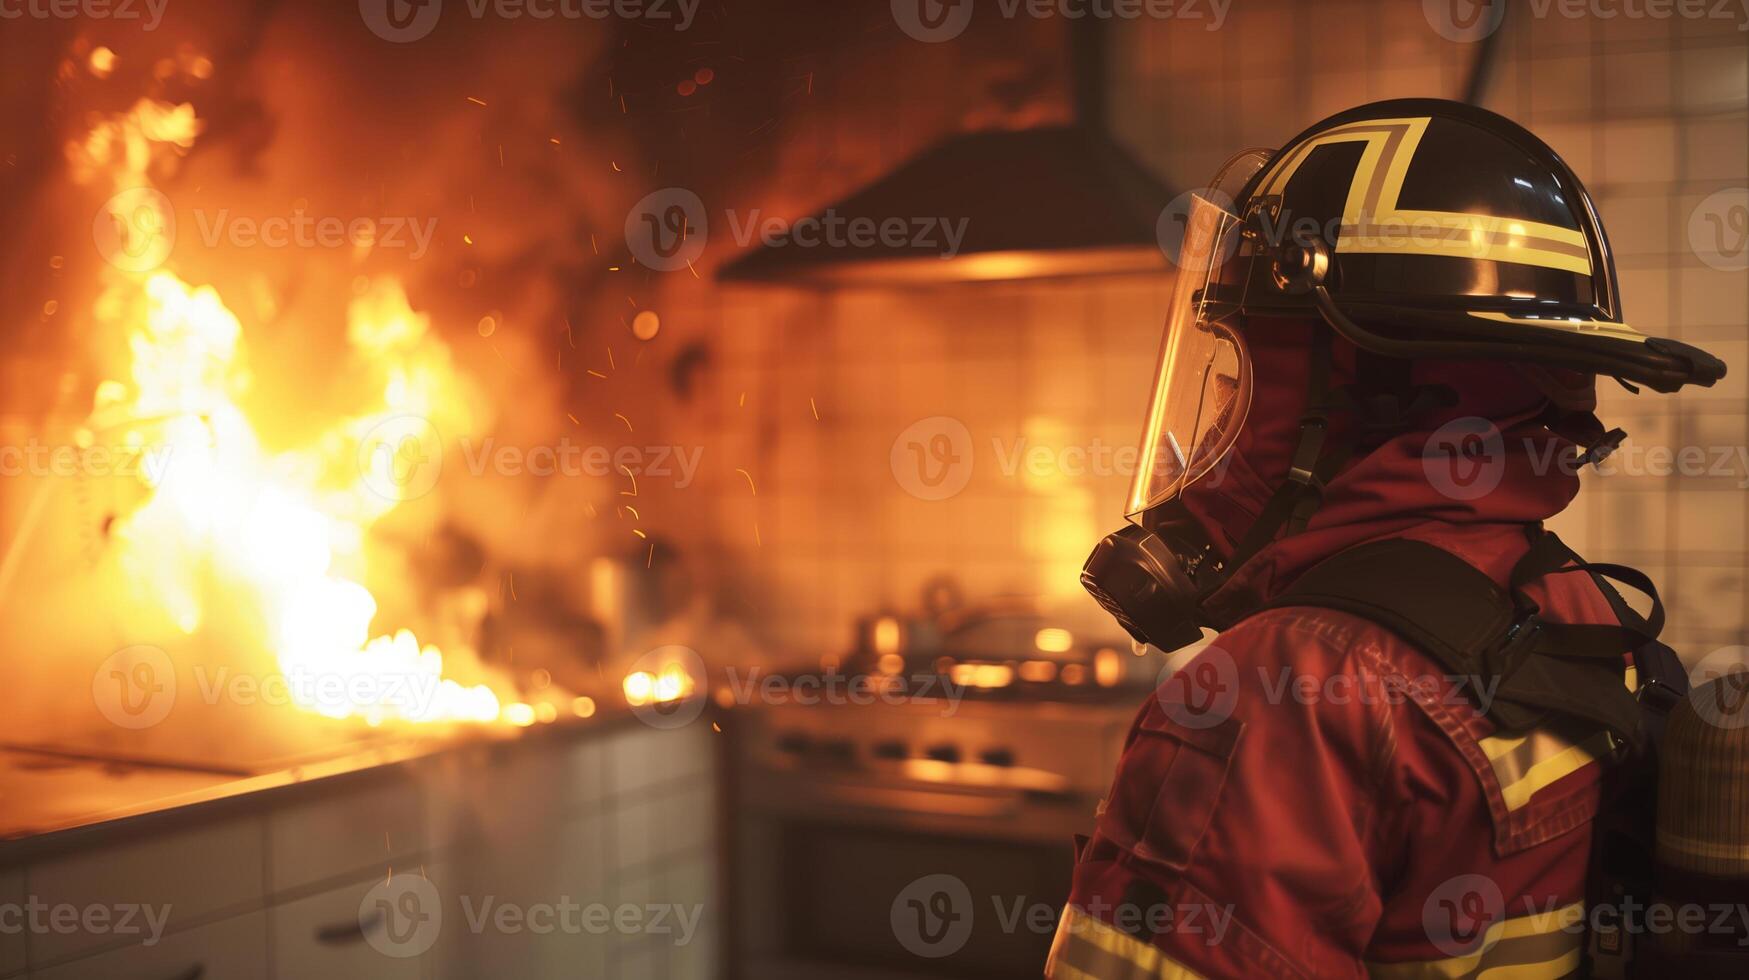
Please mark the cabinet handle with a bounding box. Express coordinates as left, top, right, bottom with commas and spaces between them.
316, 908, 380, 945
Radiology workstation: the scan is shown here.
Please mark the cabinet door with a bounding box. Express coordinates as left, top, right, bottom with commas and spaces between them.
270, 876, 425, 980
28, 816, 265, 964
267, 776, 425, 896
32, 911, 266, 980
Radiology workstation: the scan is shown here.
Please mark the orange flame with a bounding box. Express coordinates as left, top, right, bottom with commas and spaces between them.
74, 95, 511, 726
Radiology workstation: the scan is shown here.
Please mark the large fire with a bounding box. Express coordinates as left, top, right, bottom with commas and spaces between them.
72, 86, 515, 726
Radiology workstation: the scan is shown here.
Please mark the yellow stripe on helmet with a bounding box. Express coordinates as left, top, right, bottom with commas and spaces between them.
1256, 117, 1593, 277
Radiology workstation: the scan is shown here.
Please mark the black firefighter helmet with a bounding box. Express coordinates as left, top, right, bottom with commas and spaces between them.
1217, 97, 1725, 398
1084, 97, 1727, 655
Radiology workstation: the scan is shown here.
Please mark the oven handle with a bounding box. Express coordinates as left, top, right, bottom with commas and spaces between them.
800, 781, 1068, 820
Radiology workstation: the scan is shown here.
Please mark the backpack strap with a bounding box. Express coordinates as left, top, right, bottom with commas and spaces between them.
1259, 529, 1659, 753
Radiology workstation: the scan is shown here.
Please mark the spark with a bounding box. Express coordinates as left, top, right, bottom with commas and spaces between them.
619, 465, 639, 497
467, 96, 488, 107
632, 528, 648, 539
622, 504, 642, 521
566, 413, 581, 426
685, 259, 700, 280
606, 346, 616, 371
550, 137, 561, 145
614, 413, 633, 432
587, 369, 607, 379
612, 161, 622, 172
809, 397, 819, 420
736, 469, 757, 495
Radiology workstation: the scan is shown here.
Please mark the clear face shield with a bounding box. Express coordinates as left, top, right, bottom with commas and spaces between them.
1125, 149, 1273, 521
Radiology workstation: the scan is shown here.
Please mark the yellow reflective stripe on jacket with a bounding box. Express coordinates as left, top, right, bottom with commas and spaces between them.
1367, 903, 1585, 980
1478, 729, 1611, 812
1046, 905, 1207, 980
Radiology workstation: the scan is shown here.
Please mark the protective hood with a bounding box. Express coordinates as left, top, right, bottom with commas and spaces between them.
1181, 316, 1586, 621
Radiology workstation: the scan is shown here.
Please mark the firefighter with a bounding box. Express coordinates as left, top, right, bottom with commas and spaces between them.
1054, 99, 1730, 979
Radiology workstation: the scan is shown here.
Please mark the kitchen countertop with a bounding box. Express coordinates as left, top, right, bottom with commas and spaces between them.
0, 706, 655, 863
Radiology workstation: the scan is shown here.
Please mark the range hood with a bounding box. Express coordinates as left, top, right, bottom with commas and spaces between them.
719, 22, 1174, 286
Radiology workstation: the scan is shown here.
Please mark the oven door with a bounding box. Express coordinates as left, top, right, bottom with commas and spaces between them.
733, 752, 1095, 979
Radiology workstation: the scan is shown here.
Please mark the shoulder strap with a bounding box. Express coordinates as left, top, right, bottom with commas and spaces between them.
1260, 531, 1656, 751
1260, 537, 1514, 681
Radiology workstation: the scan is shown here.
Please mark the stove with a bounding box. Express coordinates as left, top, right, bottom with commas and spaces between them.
729, 686, 1139, 980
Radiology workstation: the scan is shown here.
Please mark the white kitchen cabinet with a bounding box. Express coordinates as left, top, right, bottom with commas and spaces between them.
269, 876, 424, 980
265, 775, 426, 895
26, 815, 265, 965
32, 911, 266, 980
2, 718, 720, 980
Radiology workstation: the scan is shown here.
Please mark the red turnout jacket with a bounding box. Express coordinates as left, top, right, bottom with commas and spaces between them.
1049, 323, 1627, 979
